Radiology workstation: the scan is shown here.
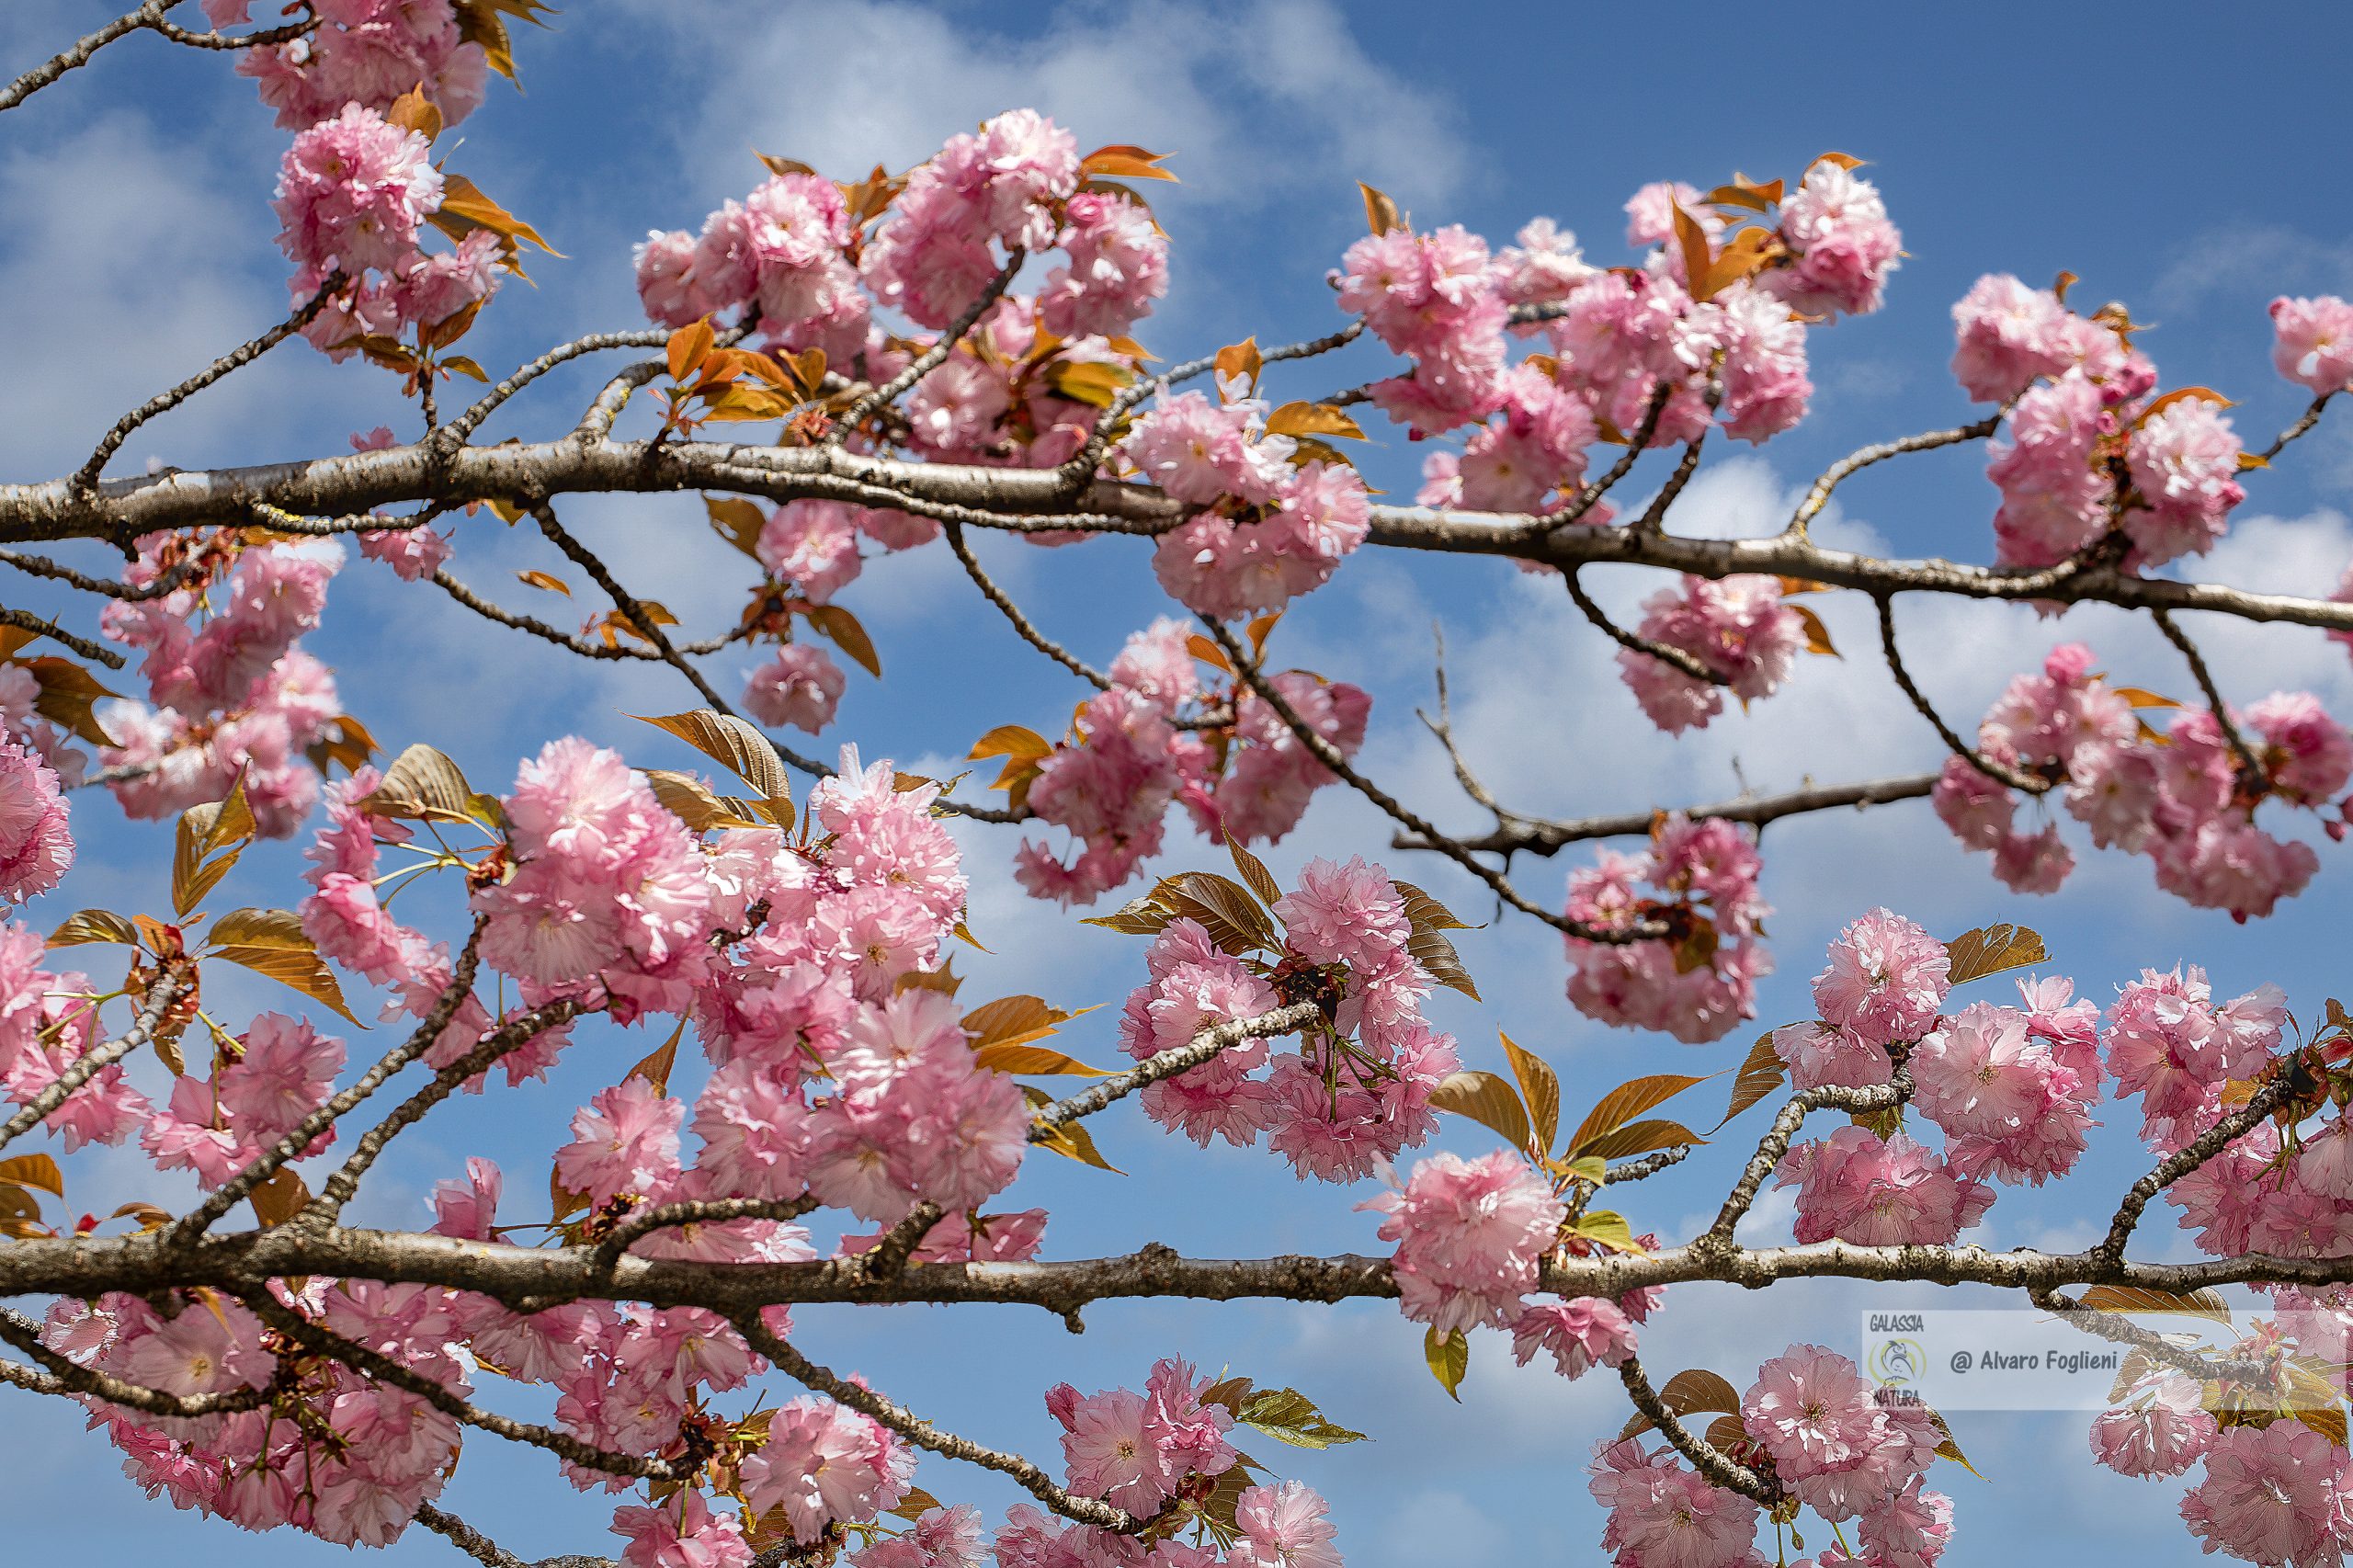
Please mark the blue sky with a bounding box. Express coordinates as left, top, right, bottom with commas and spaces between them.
6, 1, 2353, 1562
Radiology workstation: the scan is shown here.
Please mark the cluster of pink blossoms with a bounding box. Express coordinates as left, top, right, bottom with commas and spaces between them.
635, 110, 1164, 458
1363, 1143, 1659, 1381
271, 103, 505, 361
1616, 574, 1805, 733
1016, 620, 1370, 904
1352, 156, 1893, 489
1012, 1367, 1340, 1568
2088, 1304, 2353, 1567
1588, 1347, 1950, 1568
1952, 275, 2248, 569
1118, 856, 1456, 1182
0, 924, 139, 1148
1768, 909, 2100, 1244
0, 741, 74, 904
48, 1282, 469, 1546
99, 533, 349, 837
1562, 813, 1770, 1044
1932, 643, 2349, 919
1121, 389, 1372, 619
208, 0, 491, 131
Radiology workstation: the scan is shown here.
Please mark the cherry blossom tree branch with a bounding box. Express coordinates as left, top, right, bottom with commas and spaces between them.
296, 994, 586, 1230
73, 271, 346, 494
1563, 567, 1727, 684
1701, 1063, 1911, 1249
2258, 390, 2336, 462
832, 248, 1027, 443
243, 1293, 684, 1482
1783, 413, 2006, 539
1873, 592, 2051, 793
0, 1304, 271, 1419
143, 15, 316, 49
5, 417, 2349, 628
24, 1225, 2353, 1316
529, 504, 831, 779
1393, 772, 1943, 858
441, 331, 673, 448
2150, 607, 2263, 782
735, 1313, 1142, 1532
1057, 320, 1367, 491
0, 608, 124, 666
590, 1195, 822, 1272
942, 519, 1111, 688
1199, 616, 1656, 941
414, 1504, 535, 1568
0, 546, 198, 601
1029, 1001, 1324, 1133
1617, 1353, 1778, 1500
172, 924, 490, 1241
2097, 1069, 2300, 1263
0, 968, 188, 1153
0, 0, 182, 115
2028, 1286, 2273, 1385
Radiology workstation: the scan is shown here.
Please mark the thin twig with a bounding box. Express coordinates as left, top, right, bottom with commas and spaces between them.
943, 520, 1110, 688
831, 250, 1026, 443
1395, 772, 1943, 858
74, 273, 344, 493
1563, 568, 1725, 684
1033, 1003, 1323, 1133
0, 0, 178, 114
1199, 618, 1652, 943
0, 971, 187, 1153
1785, 414, 2005, 539
737, 1314, 1142, 1531
2151, 607, 2263, 784
1618, 1355, 1778, 1500
173, 926, 489, 1242
1873, 593, 2051, 793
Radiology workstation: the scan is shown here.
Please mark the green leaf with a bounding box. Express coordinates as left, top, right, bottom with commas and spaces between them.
1235, 1387, 1368, 1449
1423, 1325, 1468, 1401
1570, 1209, 1640, 1253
